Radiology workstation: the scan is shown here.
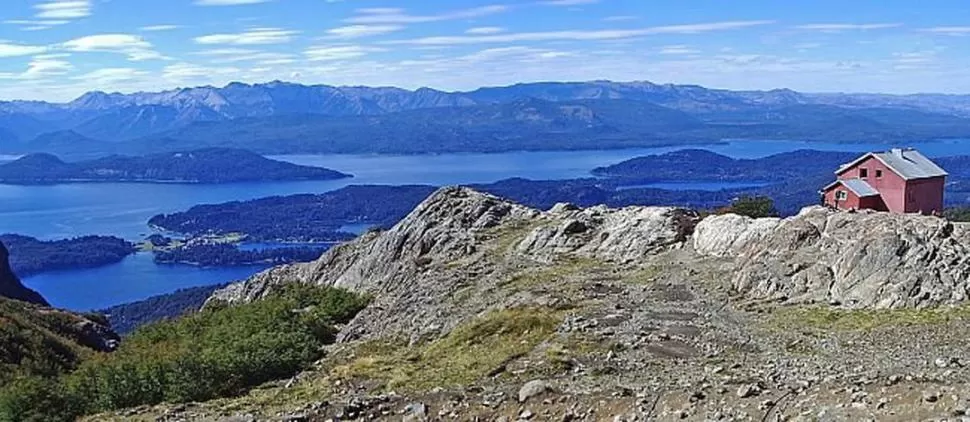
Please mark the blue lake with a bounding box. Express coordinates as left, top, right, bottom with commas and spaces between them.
7, 138, 970, 310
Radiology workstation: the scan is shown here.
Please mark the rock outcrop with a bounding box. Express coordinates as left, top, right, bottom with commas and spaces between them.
692, 212, 780, 257
0, 240, 48, 305
695, 206, 970, 308
515, 203, 699, 262
209, 187, 699, 341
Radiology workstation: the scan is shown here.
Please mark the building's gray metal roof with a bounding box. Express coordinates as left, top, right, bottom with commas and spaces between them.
837, 148, 948, 180
839, 178, 880, 197
823, 178, 880, 197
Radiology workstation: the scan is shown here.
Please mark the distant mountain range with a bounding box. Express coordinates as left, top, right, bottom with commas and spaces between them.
0, 148, 351, 184
4, 80, 970, 156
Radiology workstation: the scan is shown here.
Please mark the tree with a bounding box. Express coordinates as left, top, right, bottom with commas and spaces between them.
722, 195, 778, 218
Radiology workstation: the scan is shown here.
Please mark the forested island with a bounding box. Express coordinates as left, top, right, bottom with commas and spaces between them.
153, 243, 331, 267
0, 148, 351, 184
0, 234, 135, 276
149, 185, 437, 242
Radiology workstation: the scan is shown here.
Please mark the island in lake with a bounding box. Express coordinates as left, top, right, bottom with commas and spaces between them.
0, 148, 352, 184
0, 234, 135, 277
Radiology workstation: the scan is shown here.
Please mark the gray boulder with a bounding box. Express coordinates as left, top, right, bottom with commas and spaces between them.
727, 207, 970, 308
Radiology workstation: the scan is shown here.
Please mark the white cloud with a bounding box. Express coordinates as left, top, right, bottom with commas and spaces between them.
305, 45, 383, 61
0, 43, 48, 58
346, 5, 508, 24
326, 25, 404, 39
658, 45, 698, 55
162, 63, 240, 81
603, 16, 638, 22
141, 25, 180, 31
62, 34, 166, 61
195, 0, 272, 5
541, 0, 599, 5
72, 67, 147, 84
794, 23, 902, 31
23, 57, 74, 79
63, 34, 151, 51
466, 27, 505, 35
35, 0, 91, 19
195, 28, 299, 45
386, 21, 776, 45
921, 26, 970, 36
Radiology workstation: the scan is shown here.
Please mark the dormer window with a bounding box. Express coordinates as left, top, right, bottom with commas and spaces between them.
859, 168, 868, 178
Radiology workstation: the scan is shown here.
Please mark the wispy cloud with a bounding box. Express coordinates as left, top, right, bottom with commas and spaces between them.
23, 56, 74, 79
194, 48, 295, 63
305, 45, 384, 61
794, 23, 902, 31
346, 5, 508, 24
466, 27, 505, 35
326, 25, 404, 39
603, 16, 638, 22
921, 26, 970, 36
386, 21, 776, 45
195, 0, 272, 5
72, 67, 148, 84
0, 42, 48, 58
195, 28, 299, 45
62, 34, 166, 61
4, 0, 89, 30
658, 45, 698, 55
141, 25, 180, 32
35, 0, 91, 19
540, 0, 599, 6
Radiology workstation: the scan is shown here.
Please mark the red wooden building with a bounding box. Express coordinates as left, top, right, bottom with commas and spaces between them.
821, 148, 947, 215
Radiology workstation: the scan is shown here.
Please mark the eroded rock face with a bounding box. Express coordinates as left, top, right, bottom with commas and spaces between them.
0, 240, 48, 305
692, 213, 780, 258
697, 207, 970, 309
516, 203, 699, 262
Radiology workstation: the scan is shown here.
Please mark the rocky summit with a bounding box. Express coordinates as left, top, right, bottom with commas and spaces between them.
117, 187, 970, 420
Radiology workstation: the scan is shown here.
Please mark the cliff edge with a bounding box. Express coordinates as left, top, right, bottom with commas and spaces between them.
0, 240, 48, 305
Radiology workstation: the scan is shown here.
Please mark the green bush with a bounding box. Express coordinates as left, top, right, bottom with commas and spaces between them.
0, 377, 81, 422
721, 195, 778, 218
944, 207, 970, 222
0, 284, 369, 420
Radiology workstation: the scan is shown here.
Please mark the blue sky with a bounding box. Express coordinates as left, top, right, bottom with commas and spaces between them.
1, 0, 970, 101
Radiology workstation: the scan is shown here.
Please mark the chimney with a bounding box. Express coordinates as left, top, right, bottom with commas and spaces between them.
891, 148, 904, 158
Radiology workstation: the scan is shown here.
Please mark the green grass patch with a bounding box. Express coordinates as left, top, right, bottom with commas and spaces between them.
488, 220, 549, 254
500, 257, 603, 291
332, 307, 562, 392
767, 304, 970, 332
623, 265, 662, 285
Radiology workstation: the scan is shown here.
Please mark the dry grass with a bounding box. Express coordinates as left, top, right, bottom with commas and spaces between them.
330, 307, 562, 392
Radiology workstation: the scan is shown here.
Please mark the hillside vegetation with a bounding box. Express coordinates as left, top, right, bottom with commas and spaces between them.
0, 284, 369, 421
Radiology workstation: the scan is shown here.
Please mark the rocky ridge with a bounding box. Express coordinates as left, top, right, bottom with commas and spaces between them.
122, 187, 970, 421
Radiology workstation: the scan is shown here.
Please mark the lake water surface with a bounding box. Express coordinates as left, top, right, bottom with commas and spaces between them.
9, 139, 970, 310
